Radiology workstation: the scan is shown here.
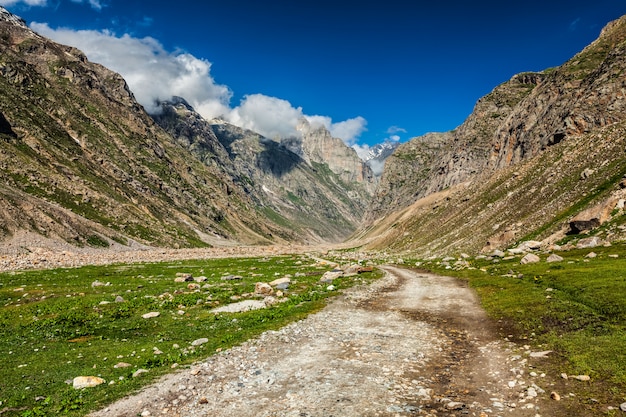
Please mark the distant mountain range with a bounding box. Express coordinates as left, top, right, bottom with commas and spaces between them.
2, 5, 626, 256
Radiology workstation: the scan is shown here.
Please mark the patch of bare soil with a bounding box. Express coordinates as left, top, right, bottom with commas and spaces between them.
90, 266, 564, 417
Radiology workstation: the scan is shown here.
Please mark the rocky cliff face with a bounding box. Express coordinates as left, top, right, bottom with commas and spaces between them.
367, 72, 541, 220
369, 15, 626, 222
358, 15, 626, 254
153, 100, 373, 243
287, 118, 377, 195
490, 17, 626, 168
0, 7, 293, 248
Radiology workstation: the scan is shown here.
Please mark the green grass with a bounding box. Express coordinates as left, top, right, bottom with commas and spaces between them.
0, 255, 381, 416
414, 243, 626, 414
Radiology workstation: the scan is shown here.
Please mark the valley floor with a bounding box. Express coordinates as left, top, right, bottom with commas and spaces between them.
88, 266, 563, 417
0, 232, 316, 272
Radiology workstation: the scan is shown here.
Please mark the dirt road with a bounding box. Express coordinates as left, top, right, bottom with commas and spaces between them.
91, 266, 555, 416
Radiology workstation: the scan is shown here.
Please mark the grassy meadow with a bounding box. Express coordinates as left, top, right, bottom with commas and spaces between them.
0, 255, 380, 416
418, 243, 626, 415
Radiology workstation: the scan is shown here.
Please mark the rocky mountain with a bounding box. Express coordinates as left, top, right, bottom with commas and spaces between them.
366, 71, 542, 222
3, 4, 626, 257
357, 15, 626, 255
283, 118, 376, 194
153, 98, 374, 243
0, 7, 324, 249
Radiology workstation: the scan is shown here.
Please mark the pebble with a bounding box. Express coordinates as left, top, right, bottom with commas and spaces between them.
142, 312, 160, 319
620, 402, 626, 412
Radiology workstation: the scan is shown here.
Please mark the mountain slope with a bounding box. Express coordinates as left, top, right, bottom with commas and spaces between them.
0, 8, 291, 249
358, 15, 626, 255
153, 98, 374, 243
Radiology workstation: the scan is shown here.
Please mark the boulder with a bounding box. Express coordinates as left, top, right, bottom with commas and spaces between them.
175, 273, 194, 283
269, 277, 291, 287
516, 240, 542, 251
520, 253, 541, 264
73, 376, 105, 389
221, 275, 243, 281
113, 362, 132, 369
132, 369, 149, 378
569, 219, 600, 234
546, 254, 564, 263
569, 197, 618, 234
576, 236, 603, 249
191, 338, 209, 346
320, 270, 343, 283
254, 282, 274, 296
342, 264, 362, 276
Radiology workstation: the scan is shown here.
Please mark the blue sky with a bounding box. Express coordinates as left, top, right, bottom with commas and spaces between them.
1, 1, 626, 154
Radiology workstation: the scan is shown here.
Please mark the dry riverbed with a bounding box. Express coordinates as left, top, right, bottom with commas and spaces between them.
89, 265, 561, 417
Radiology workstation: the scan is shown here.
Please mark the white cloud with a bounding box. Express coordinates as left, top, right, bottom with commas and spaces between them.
329, 116, 367, 145
387, 125, 407, 134
303, 114, 367, 145
352, 143, 370, 160
70, 0, 104, 10
31, 23, 232, 117
367, 159, 385, 176
227, 94, 303, 140
29, 23, 368, 145
0, 0, 46, 6
304, 115, 332, 130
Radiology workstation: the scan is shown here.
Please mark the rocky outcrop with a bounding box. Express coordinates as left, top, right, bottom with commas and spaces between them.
366, 132, 452, 221
367, 72, 541, 221
292, 118, 376, 195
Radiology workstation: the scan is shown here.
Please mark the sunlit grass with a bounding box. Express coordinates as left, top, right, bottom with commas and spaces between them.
413, 243, 626, 413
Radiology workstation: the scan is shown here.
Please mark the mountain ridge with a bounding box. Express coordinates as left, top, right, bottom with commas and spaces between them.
0, 2, 378, 250
3, 6, 626, 257
357, 14, 626, 255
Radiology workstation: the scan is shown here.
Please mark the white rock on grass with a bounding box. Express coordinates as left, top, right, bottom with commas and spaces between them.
546, 254, 564, 263
191, 338, 209, 347
520, 253, 540, 264
254, 282, 273, 296
73, 376, 105, 389
320, 270, 343, 283
142, 312, 160, 319
269, 277, 291, 287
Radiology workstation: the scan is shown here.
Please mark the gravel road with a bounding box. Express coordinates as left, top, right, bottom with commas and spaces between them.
90, 265, 557, 417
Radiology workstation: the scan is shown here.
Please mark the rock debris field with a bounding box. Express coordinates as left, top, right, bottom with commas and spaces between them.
90, 266, 562, 417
